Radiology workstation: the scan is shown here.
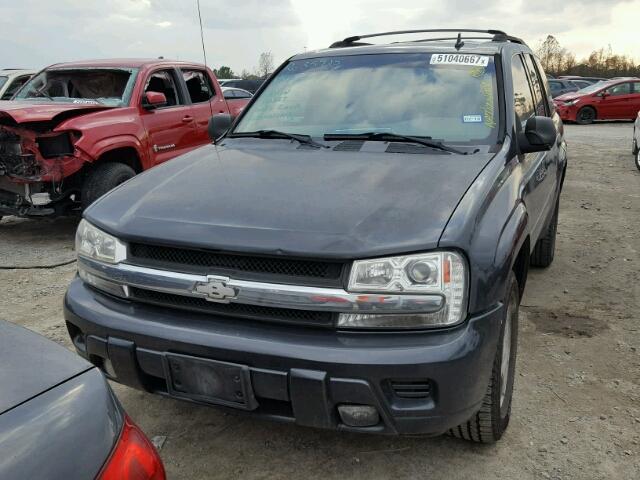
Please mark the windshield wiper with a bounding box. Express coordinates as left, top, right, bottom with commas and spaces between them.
31, 87, 55, 102
231, 130, 329, 149
324, 132, 476, 155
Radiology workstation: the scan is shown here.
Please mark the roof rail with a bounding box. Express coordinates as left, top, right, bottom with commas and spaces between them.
329, 29, 526, 48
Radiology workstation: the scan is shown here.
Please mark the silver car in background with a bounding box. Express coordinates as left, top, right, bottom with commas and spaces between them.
0, 69, 36, 100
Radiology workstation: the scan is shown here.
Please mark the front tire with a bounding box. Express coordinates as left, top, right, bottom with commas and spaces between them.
530, 200, 559, 268
81, 162, 136, 209
576, 106, 596, 125
449, 271, 519, 443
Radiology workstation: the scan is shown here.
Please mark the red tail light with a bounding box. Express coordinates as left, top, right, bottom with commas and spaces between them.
98, 415, 166, 480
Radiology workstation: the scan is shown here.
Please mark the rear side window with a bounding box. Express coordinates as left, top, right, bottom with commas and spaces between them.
511, 56, 536, 127
145, 70, 181, 106
548, 81, 561, 92
524, 55, 548, 116
182, 70, 215, 103
233, 89, 252, 99
633, 82, 640, 94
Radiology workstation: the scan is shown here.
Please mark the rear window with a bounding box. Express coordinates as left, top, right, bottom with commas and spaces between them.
14, 68, 139, 106
235, 53, 500, 145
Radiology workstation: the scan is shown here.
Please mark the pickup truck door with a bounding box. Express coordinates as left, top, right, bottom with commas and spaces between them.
180, 68, 230, 146
513, 55, 559, 243
140, 68, 198, 165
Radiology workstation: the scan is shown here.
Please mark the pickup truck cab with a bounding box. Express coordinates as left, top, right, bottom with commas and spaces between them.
65, 30, 566, 443
0, 59, 249, 219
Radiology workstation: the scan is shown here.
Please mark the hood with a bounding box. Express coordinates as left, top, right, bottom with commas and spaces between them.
87, 139, 495, 258
0, 100, 114, 125
0, 320, 91, 414
555, 92, 582, 102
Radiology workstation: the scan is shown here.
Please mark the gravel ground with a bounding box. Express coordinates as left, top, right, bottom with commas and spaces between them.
1, 123, 638, 480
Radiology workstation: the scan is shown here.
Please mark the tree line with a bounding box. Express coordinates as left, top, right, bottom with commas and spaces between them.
536, 35, 640, 78
213, 52, 274, 80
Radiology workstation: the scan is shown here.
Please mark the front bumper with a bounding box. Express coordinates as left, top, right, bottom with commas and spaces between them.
554, 104, 578, 122
64, 278, 503, 435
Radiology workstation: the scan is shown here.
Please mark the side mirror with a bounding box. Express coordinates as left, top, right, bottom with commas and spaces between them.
598, 91, 609, 98
143, 91, 167, 110
208, 114, 232, 142
518, 116, 556, 154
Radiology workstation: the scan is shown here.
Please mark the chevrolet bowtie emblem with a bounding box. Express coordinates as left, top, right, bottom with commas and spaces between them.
193, 275, 238, 303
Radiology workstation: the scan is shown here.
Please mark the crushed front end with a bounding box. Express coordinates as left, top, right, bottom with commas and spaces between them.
0, 124, 87, 217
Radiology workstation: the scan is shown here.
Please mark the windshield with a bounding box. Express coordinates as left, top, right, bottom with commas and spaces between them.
234, 53, 500, 145
14, 68, 139, 106
0, 76, 7, 90
577, 81, 611, 94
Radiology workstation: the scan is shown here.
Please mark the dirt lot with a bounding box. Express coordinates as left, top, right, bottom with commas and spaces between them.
1, 123, 638, 480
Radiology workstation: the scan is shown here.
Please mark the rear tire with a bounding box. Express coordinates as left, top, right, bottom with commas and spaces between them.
81, 162, 135, 209
530, 200, 559, 268
449, 271, 519, 443
576, 106, 596, 125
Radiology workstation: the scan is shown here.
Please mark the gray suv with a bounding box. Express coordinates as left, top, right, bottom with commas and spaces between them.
65, 29, 566, 443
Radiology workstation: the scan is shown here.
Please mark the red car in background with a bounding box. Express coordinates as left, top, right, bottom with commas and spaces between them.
554, 78, 640, 124
0, 59, 249, 219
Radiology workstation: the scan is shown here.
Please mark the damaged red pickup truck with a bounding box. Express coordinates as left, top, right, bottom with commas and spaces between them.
0, 59, 250, 218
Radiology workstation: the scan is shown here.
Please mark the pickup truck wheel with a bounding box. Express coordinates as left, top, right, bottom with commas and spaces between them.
576, 106, 596, 125
81, 162, 136, 209
530, 201, 559, 268
449, 272, 519, 443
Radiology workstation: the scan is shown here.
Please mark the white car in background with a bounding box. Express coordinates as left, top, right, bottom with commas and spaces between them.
0, 69, 36, 101
634, 111, 640, 170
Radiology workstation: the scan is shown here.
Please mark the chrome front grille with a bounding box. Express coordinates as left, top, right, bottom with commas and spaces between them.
78, 256, 445, 329
129, 287, 336, 328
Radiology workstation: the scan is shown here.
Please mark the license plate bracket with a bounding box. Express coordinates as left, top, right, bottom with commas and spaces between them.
163, 353, 257, 410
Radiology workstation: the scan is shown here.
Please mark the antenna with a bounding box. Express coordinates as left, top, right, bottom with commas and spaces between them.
196, 0, 214, 119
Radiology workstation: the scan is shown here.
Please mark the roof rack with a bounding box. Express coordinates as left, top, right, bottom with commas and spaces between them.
329, 29, 526, 48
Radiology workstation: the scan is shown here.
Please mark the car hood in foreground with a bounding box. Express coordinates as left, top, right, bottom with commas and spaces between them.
87, 139, 496, 258
0, 320, 91, 414
0, 368, 122, 480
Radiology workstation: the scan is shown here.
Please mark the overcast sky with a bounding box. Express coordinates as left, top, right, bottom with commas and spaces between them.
1, 0, 638, 73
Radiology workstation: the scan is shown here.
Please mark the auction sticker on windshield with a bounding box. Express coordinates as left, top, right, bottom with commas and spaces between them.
430, 54, 489, 67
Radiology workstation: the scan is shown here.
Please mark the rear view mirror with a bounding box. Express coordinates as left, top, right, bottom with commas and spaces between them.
518, 116, 556, 154
208, 114, 232, 142
143, 91, 167, 109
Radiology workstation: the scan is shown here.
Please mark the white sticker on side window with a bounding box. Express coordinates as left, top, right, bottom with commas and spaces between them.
430, 54, 489, 67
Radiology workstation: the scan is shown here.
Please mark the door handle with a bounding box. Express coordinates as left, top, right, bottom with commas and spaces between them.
182, 115, 194, 123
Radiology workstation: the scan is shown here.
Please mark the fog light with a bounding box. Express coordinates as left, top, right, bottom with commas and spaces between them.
337, 404, 380, 427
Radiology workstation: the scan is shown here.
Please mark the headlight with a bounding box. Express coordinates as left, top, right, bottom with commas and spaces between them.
340, 251, 467, 329
564, 99, 580, 106
75, 219, 127, 264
